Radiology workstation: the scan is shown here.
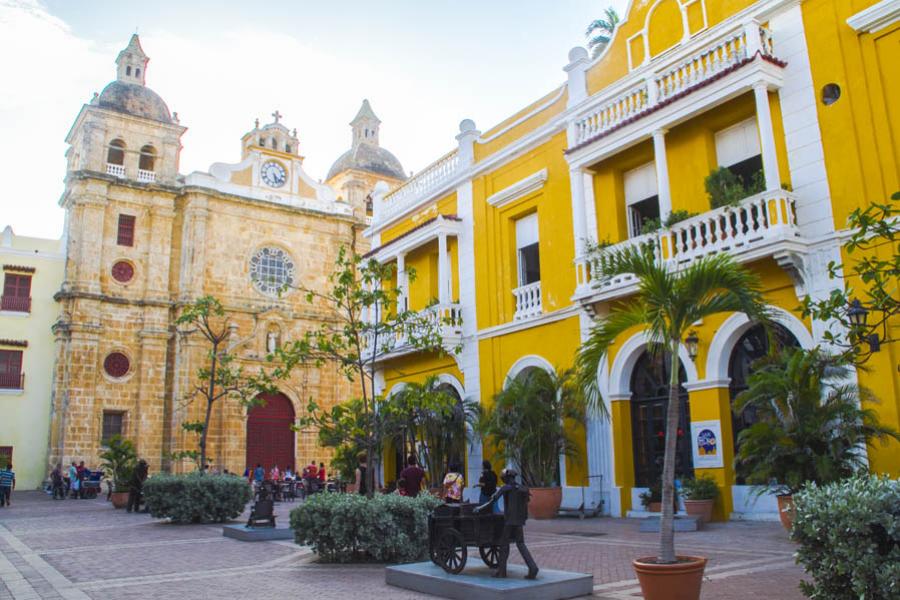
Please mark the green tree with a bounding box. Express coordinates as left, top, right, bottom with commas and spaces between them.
477, 368, 586, 488
274, 246, 453, 496
576, 246, 769, 564
175, 295, 275, 470
801, 192, 899, 364
734, 347, 899, 494
586, 7, 621, 58
99, 435, 137, 493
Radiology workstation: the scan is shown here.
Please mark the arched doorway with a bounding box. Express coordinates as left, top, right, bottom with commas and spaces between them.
246, 392, 295, 473
630, 351, 693, 486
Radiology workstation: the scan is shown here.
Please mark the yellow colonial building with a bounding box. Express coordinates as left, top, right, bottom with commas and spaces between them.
0, 227, 65, 489
50, 35, 406, 476
364, 0, 900, 520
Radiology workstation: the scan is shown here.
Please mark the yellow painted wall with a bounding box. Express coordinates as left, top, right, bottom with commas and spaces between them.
0, 232, 65, 489
474, 87, 568, 161
381, 193, 457, 244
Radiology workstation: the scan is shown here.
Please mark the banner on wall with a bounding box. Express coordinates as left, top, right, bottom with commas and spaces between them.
690, 420, 724, 468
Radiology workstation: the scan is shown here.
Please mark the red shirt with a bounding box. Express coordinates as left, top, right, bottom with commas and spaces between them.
400, 465, 425, 497
317, 467, 326, 481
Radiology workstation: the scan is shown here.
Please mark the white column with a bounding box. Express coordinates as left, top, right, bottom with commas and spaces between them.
396, 253, 407, 311
743, 19, 762, 56
456, 120, 480, 167
437, 232, 450, 304
652, 129, 672, 221
564, 47, 590, 109
753, 82, 782, 191
569, 168, 589, 256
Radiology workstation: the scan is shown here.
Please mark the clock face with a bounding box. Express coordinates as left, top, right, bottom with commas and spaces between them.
249, 246, 296, 297
260, 161, 286, 188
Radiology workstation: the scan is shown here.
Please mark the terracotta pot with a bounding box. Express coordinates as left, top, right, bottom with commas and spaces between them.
633, 555, 707, 600
110, 491, 129, 509
683, 499, 714, 523
528, 486, 562, 519
648, 501, 662, 513
777, 494, 794, 531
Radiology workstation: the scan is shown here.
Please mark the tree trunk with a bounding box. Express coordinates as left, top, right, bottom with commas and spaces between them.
657, 342, 681, 564
199, 348, 218, 472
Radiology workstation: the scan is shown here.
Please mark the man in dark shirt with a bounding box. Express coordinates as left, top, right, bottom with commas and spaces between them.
475, 468, 538, 579
399, 455, 425, 497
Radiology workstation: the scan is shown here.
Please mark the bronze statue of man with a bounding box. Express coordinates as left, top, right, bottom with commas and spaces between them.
475, 468, 539, 579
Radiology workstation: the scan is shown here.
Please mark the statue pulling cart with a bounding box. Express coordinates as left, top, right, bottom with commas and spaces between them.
428, 502, 505, 574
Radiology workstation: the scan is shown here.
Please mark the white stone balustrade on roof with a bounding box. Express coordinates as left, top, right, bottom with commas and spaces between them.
374, 150, 460, 226
360, 302, 463, 363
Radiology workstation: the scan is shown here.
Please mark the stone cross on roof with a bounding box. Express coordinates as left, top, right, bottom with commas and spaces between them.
272, 110, 283, 123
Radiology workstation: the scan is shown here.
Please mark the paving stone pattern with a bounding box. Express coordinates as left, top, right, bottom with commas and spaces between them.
0, 491, 807, 599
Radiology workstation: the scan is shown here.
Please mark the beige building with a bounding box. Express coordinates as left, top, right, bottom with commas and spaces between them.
50, 34, 406, 474
0, 226, 65, 489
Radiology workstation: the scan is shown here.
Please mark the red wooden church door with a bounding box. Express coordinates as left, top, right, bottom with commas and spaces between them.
245, 393, 295, 473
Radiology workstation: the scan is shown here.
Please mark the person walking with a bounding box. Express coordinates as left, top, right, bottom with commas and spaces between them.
0, 463, 14, 507
317, 462, 326, 483
253, 463, 265, 485
442, 461, 464, 504
127, 460, 149, 513
399, 454, 425, 498
50, 464, 65, 500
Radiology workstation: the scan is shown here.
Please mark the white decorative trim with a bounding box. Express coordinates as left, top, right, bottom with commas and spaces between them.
847, 0, 900, 33
0, 311, 30, 318
435, 373, 465, 399
486, 169, 548, 209
682, 378, 731, 392
478, 90, 565, 144
607, 330, 699, 397
505, 354, 555, 384
370, 216, 463, 263
476, 305, 579, 341
608, 393, 631, 402
0, 389, 24, 396
705, 307, 814, 382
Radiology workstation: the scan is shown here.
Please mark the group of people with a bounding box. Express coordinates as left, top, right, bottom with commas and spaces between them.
381, 455, 501, 511
48, 461, 94, 500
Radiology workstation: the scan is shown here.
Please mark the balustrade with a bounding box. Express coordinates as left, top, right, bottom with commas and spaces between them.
1, 295, 31, 313
137, 169, 157, 183
0, 373, 24, 390
512, 281, 542, 321
106, 163, 125, 178
377, 151, 460, 224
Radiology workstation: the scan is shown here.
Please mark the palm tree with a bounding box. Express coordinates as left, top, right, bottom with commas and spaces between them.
586, 7, 621, 58
734, 347, 899, 494
576, 245, 769, 564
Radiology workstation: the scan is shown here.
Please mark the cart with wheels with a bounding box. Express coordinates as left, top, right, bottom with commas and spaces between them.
427, 502, 505, 574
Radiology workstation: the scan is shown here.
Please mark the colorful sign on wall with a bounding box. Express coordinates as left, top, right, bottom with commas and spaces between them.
690, 420, 723, 468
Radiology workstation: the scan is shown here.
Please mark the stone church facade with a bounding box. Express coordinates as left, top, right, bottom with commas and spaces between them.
49, 35, 406, 474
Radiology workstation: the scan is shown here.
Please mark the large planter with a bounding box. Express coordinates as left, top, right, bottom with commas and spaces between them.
528, 486, 562, 519
110, 491, 129, 509
633, 555, 707, 600
683, 499, 714, 523
648, 501, 662, 513
776, 494, 794, 531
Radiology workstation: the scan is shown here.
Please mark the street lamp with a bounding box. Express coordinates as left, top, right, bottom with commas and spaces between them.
684, 331, 700, 361
847, 299, 880, 353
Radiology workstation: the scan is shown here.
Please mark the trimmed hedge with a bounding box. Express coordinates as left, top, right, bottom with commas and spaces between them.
792, 475, 899, 599
144, 472, 252, 523
290, 492, 441, 563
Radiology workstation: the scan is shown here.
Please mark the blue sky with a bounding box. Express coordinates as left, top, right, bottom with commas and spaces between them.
1, 0, 628, 237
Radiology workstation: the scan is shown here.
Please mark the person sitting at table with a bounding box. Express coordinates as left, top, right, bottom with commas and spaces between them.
284, 466, 294, 480
270, 464, 281, 481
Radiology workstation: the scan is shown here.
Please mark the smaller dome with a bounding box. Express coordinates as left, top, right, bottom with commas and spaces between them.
97, 81, 172, 123
327, 143, 406, 182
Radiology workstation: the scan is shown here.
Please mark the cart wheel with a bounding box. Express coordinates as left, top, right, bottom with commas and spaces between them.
478, 544, 501, 569
429, 543, 440, 566
436, 529, 467, 574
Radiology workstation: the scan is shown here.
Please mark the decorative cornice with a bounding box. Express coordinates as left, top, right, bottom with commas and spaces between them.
477, 304, 579, 340
847, 0, 900, 33
683, 378, 731, 392
486, 169, 549, 209
0, 339, 28, 348
3, 265, 36, 273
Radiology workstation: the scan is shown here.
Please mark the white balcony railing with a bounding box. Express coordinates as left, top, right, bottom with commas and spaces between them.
377, 150, 461, 225
572, 23, 775, 147
106, 163, 126, 178
512, 281, 542, 321
137, 169, 157, 183
576, 190, 799, 298
361, 302, 463, 361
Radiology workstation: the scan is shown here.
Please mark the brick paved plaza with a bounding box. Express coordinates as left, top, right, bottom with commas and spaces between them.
0, 491, 807, 599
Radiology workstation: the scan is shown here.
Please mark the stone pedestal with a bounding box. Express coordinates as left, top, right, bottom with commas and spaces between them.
222, 524, 294, 542
638, 515, 702, 532
386, 562, 593, 600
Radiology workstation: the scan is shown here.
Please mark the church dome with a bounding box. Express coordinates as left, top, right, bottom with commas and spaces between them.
326, 143, 406, 181
97, 80, 173, 123
326, 99, 406, 182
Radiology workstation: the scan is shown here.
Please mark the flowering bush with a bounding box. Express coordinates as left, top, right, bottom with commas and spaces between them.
143, 472, 252, 523
792, 475, 899, 599
290, 492, 441, 563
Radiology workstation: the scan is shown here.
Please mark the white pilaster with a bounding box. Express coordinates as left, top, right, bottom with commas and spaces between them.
396, 252, 407, 311
753, 81, 782, 191
564, 47, 590, 109
652, 129, 672, 221
437, 232, 450, 304
456, 120, 480, 167
569, 168, 589, 256
743, 19, 762, 56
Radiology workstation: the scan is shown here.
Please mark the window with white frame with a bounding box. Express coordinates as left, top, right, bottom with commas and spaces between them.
515, 213, 540, 286
624, 162, 660, 238
715, 118, 764, 190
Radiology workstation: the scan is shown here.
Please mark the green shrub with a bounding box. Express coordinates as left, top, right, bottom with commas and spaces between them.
792, 475, 899, 599
143, 472, 252, 523
290, 492, 441, 563
99, 435, 137, 493
706, 167, 747, 209
680, 474, 720, 500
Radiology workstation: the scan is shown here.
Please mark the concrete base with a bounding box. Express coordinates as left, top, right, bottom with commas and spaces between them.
638, 515, 701, 532
385, 561, 593, 600
222, 524, 294, 542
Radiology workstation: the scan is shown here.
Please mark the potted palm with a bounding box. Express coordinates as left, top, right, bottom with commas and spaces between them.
476, 367, 586, 519
576, 245, 769, 600
99, 435, 137, 509
734, 347, 899, 530
681, 475, 719, 523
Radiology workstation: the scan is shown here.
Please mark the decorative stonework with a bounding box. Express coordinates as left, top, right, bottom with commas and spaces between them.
249, 246, 296, 298
103, 351, 131, 378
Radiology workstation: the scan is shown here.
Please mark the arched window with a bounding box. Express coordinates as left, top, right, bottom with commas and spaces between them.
259, 138, 265, 147
135, 68, 140, 78
126, 66, 131, 76
630, 351, 693, 486
728, 324, 799, 441
285, 144, 291, 153
107, 139, 126, 165
138, 145, 156, 172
